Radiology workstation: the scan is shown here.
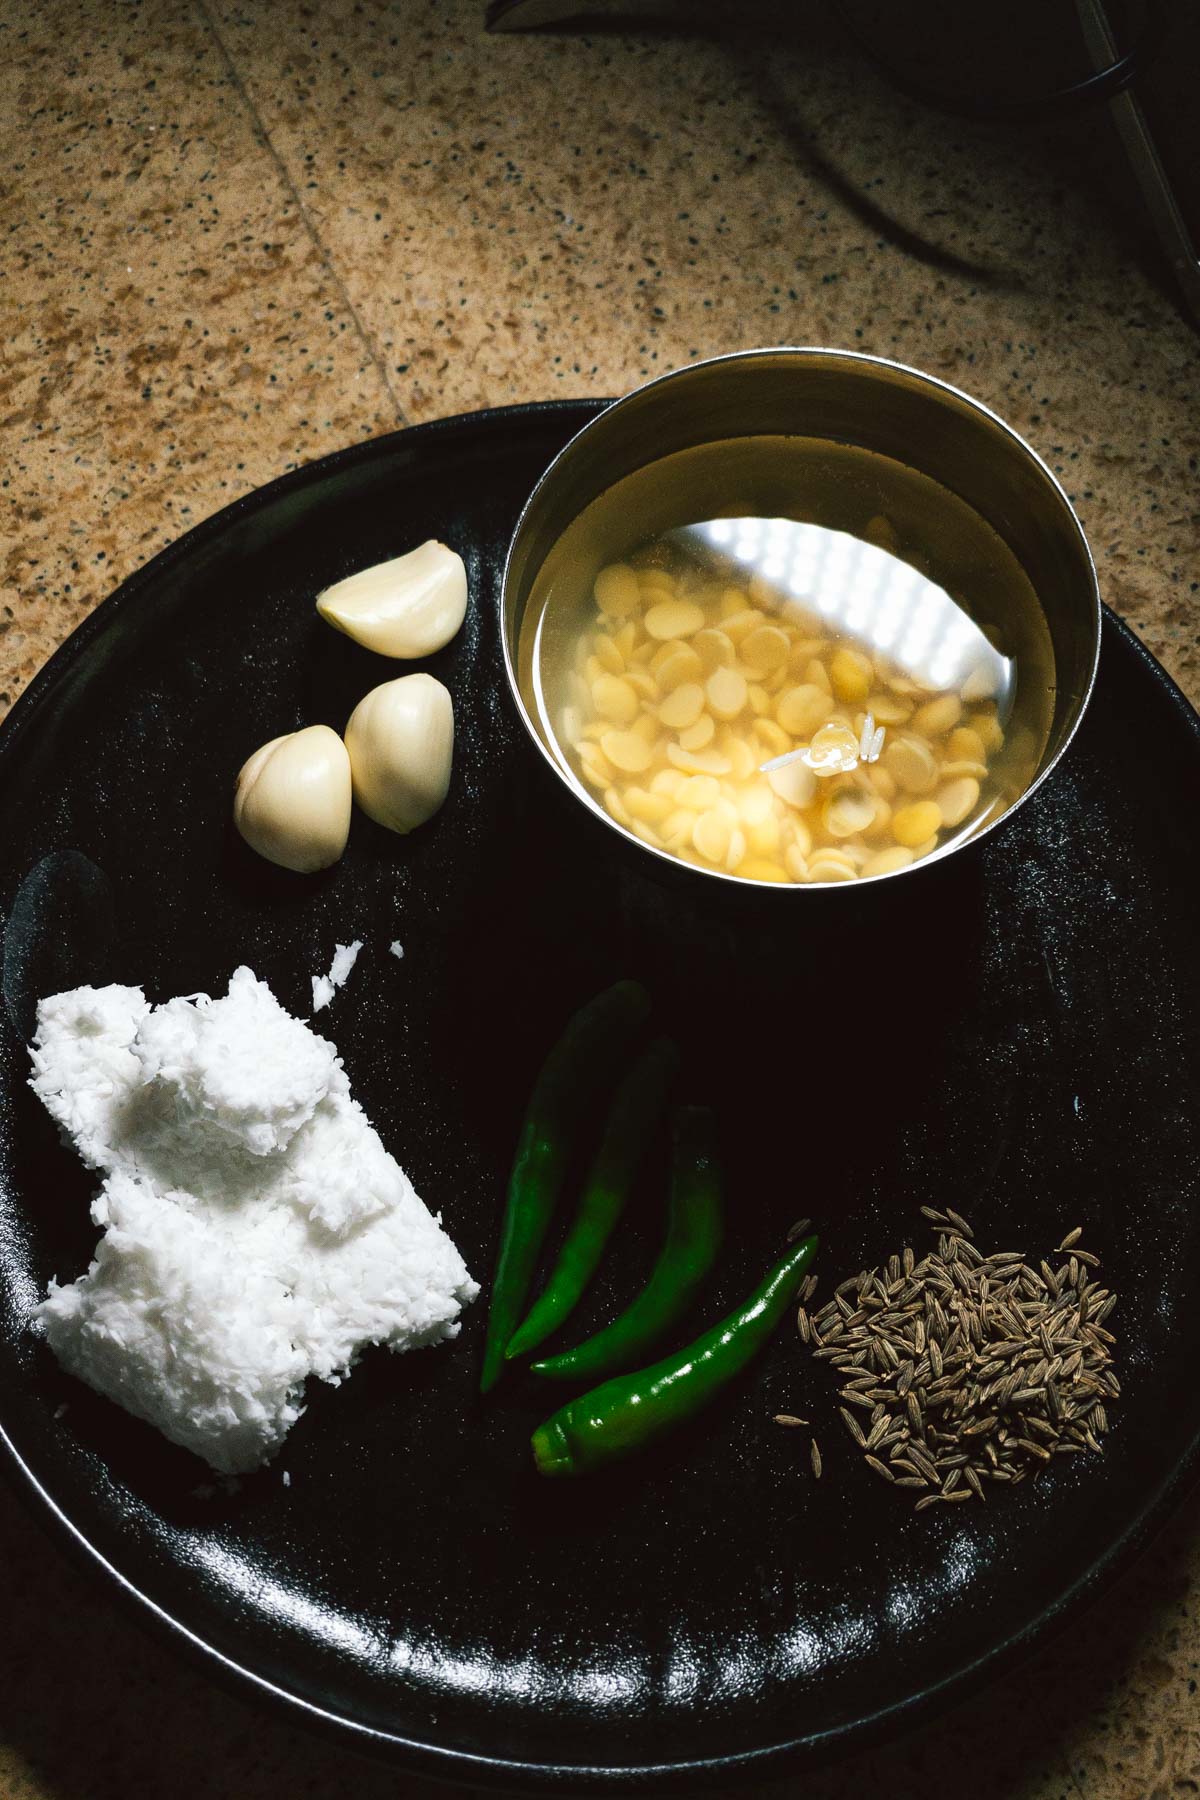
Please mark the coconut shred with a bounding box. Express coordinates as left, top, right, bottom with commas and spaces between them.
30, 967, 477, 1473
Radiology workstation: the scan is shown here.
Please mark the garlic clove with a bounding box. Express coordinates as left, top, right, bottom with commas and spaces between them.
316, 540, 468, 658
344, 673, 454, 835
234, 725, 352, 873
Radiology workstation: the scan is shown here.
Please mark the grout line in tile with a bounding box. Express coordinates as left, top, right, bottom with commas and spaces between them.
1024, 1681, 1092, 1800
195, 0, 408, 430
1064, 1762, 1089, 1799
1053, 1721, 1090, 1800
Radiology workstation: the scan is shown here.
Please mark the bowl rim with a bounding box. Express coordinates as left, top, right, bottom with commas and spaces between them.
499, 345, 1102, 892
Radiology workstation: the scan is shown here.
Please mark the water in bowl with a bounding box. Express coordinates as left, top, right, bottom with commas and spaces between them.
518, 435, 1055, 885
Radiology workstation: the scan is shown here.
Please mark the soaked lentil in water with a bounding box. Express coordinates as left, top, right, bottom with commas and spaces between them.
519, 437, 1055, 884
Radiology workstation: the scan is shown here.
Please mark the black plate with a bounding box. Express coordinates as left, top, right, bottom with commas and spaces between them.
1, 402, 1198, 1791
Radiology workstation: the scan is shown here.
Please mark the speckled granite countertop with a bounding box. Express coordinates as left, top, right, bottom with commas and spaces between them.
1, 2, 1198, 1795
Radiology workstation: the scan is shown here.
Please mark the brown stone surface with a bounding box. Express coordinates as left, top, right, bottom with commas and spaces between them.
1, 1, 1198, 1794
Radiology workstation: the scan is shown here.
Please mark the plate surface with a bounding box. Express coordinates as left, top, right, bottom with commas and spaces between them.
1, 402, 1198, 1790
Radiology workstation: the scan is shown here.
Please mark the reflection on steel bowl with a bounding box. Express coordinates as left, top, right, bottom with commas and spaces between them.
501, 349, 1101, 892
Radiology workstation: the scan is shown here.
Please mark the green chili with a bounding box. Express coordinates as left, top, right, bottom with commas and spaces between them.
504, 1036, 678, 1364
529, 1104, 723, 1383
530, 1234, 818, 1476
479, 979, 650, 1393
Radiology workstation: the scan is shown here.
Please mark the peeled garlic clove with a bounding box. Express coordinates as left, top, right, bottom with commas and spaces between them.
316, 540, 467, 658
344, 673, 453, 834
234, 725, 352, 873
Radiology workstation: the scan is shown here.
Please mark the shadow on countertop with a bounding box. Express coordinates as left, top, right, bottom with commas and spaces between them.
2, 1469, 1198, 1800
487, 0, 1199, 327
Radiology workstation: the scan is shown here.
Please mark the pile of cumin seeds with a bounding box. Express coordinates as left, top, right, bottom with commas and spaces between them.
796, 1210, 1119, 1512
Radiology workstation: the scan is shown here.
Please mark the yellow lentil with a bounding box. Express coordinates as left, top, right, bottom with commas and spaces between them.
745, 814, 782, 857
601, 730, 654, 774
970, 711, 1005, 754
736, 858, 789, 883
604, 788, 633, 828
679, 714, 716, 751
807, 852, 858, 883
693, 628, 736, 670
937, 776, 981, 828
692, 810, 732, 864
767, 759, 816, 810
592, 674, 639, 726
824, 782, 877, 838
863, 845, 915, 877
579, 745, 615, 788
947, 725, 986, 763
721, 608, 766, 645
753, 718, 792, 760
654, 645, 704, 690
776, 684, 830, 737
911, 694, 963, 737
884, 734, 939, 794
893, 800, 943, 847
594, 564, 640, 617
644, 599, 706, 640
830, 646, 873, 703
593, 633, 625, 674
658, 683, 705, 730
667, 743, 733, 776
623, 666, 660, 702
676, 775, 722, 811
706, 666, 749, 722
740, 625, 791, 675
719, 732, 758, 781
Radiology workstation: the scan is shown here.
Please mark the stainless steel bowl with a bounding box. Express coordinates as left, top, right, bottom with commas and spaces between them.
500, 348, 1101, 892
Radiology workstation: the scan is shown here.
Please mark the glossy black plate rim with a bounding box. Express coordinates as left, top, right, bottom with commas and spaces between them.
0, 400, 1198, 1792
